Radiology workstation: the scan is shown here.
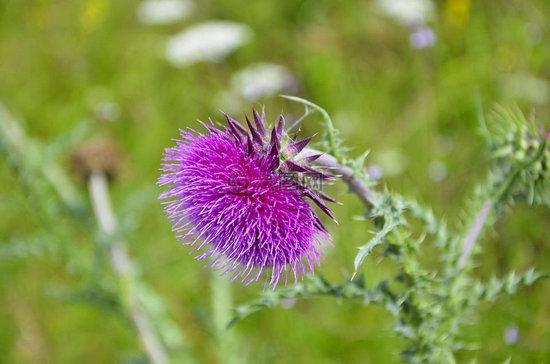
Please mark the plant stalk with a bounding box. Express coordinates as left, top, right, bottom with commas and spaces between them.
211, 273, 238, 363
303, 148, 377, 207
458, 201, 493, 268
88, 172, 168, 364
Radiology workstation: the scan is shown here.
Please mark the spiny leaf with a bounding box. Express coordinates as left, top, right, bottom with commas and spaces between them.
229, 275, 383, 327
353, 218, 399, 275
476, 268, 549, 302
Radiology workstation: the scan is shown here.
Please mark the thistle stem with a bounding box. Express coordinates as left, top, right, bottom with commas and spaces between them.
303, 148, 377, 207
307, 146, 497, 273
457, 201, 493, 268
211, 273, 238, 363
88, 172, 168, 364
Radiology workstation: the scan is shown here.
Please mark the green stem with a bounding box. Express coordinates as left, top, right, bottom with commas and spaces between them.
211, 273, 238, 363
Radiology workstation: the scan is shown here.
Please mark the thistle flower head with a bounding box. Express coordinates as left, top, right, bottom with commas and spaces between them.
485, 106, 550, 206
159, 110, 335, 287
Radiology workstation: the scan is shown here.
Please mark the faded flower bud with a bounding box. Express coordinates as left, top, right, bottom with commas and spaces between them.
71, 137, 122, 181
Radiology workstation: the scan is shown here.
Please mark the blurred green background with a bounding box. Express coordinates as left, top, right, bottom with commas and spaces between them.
1, 0, 549, 363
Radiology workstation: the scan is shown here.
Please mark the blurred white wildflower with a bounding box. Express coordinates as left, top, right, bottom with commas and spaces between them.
428, 160, 447, 182
232, 63, 297, 101
165, 21, 252, 67
410, 26, 436, 49
137, 0, 193, 25
376, 0, 434, 26
503, 325, 520, 345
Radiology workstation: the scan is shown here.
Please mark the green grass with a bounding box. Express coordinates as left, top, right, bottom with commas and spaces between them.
1, 0, 549, 362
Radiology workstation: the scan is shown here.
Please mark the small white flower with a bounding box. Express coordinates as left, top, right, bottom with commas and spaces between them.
232, 63, 296, 101
165, 21, 252, 67
137, 0, 193, 25
376, 0, 434, 26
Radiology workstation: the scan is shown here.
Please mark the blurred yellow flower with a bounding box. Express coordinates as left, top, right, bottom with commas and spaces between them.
444, 0, 470, 28
82, 0, 109, 32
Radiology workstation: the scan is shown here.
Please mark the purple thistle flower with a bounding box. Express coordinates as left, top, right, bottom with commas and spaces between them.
159, 110, 335, 287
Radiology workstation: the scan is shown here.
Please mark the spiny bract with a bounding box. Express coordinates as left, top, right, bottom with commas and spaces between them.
159, 110, 335, 287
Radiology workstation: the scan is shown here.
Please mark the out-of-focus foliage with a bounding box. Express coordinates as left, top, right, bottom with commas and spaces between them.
0, 0, 549, 363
